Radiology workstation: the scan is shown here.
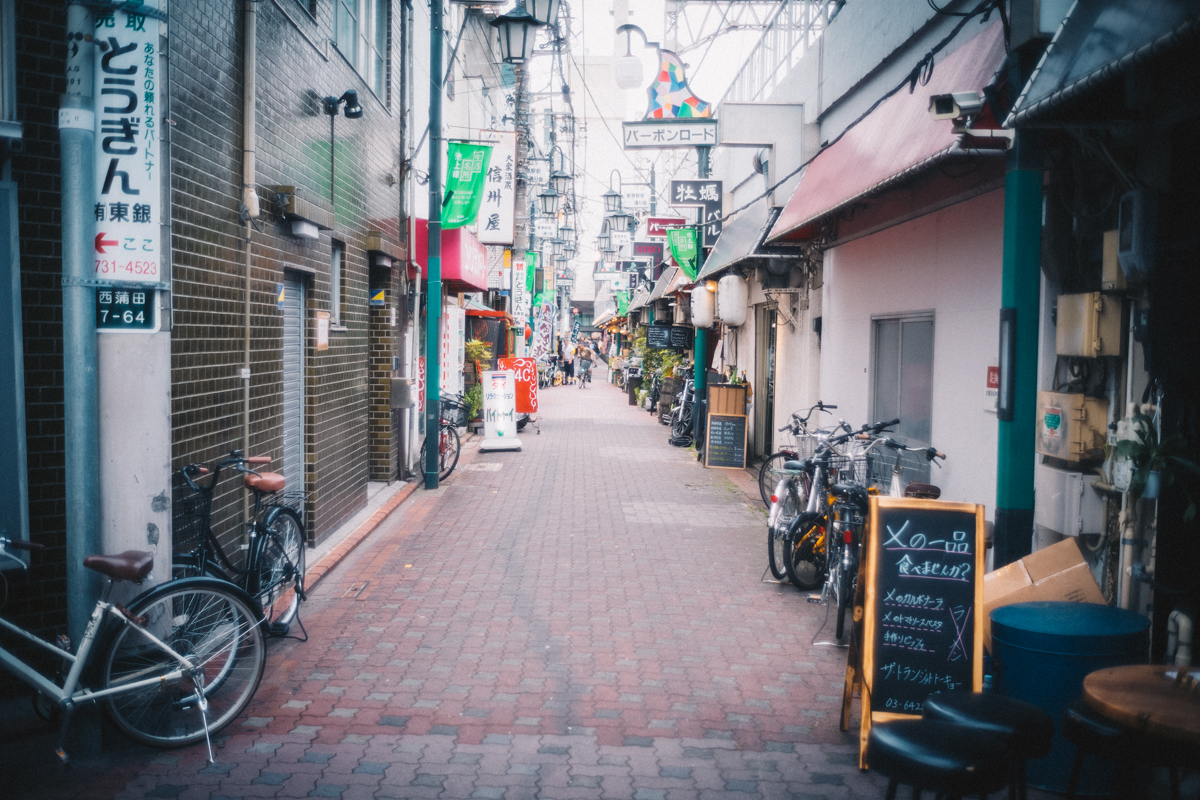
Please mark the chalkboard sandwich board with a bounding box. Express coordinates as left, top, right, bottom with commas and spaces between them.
855, 496, 985, 767
646, 325, 672, 349
704, 413, 747, 469
669, 326, 692, 349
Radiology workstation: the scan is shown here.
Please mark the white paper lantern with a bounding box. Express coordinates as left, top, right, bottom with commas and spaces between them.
691, 285, 715, 328
717, 274, 748, 327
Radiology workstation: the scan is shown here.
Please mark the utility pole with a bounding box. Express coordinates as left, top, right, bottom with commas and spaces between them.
423, 1, 444, 489
60, 0, 101, 646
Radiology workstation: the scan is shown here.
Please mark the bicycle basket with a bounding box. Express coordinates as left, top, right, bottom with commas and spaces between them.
440, 398, 468, 427
786, 433, 821, 461
866, 448, 932, 492
171, 468, 214, 555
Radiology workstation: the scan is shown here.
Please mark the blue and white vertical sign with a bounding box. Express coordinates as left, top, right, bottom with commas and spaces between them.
93, 1, 163, 284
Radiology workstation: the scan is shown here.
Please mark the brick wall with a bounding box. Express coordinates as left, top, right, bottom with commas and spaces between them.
169, 0, 406, 547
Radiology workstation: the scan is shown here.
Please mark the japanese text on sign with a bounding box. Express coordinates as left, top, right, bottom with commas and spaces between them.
93, 3, 163, 283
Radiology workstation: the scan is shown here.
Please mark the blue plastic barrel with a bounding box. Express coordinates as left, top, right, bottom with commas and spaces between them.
991, 601, 1149, 795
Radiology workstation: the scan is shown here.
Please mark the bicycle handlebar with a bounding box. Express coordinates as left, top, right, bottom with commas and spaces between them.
0, 537, 44, 551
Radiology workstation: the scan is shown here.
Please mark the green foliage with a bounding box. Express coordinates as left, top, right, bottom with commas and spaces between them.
1114, 412, 1200, 520
634, 325, 683, 376
465, 383, 483, 421
465, 339, 493, 366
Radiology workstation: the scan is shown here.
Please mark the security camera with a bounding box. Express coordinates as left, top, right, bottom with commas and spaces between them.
928, 91, 984, 120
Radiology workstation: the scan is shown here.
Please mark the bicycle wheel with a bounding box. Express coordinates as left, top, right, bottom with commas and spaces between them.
102, 578, 265, 748
255, 506, 306, 630
835, 557, 853, 640
758, 452, 797, 508
438, 424, 460, 480
767, 483, 802, 580
785, 512, 825, 590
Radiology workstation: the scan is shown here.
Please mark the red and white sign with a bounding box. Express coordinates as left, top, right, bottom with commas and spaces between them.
647, 217, 687, 238
411, 220, 489, 292
498, 357, 538, 414
985, 365, 999, 411
417, 356, 426, 414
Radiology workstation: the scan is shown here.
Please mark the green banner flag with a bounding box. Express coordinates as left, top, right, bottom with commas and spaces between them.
667, 228, 699, 281
525, 252, 538, 293
443, 143, 492, 229
616, 290, 629, 316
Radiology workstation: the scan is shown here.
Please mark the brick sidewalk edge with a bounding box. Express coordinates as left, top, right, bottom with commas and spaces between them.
302, 433, 480, 592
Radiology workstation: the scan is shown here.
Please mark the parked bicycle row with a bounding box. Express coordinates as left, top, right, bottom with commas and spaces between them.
0, 444, 321, 764
763, 403, 946, 639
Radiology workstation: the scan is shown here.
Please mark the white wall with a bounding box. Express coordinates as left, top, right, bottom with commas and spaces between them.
820, 189, 1004, 514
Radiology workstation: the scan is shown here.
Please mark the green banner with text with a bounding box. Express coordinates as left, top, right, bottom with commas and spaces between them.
667, 228, 699, 281
443, 142, 493, 229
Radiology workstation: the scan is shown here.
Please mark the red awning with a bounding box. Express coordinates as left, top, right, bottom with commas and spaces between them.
767, 22, 1005, 244
410, 219, 489, 293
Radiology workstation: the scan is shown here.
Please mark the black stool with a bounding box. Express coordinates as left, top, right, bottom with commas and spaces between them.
867, 718, 1011, 800
1062, 700, 1197, 800
923, 691, 1054, 800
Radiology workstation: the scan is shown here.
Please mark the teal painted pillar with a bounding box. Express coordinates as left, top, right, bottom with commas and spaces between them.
423, 0, 443, 489
994, 129, 1042, 566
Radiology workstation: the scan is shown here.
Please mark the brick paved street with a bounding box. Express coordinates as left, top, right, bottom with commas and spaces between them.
10, 375, 897, 799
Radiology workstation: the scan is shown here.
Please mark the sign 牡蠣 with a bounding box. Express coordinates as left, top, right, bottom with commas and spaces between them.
93, 2, 164, 286
670, 180, 723, 247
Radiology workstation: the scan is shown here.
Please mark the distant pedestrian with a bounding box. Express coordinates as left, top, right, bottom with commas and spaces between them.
573, 348, 583, 385
564, 351, 575, 384
578, 348, 593, 388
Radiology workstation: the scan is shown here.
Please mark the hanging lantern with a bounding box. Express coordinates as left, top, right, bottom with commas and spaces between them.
525, 0, 561, 27
602, 187, 622, 214
608, 211, 635, 233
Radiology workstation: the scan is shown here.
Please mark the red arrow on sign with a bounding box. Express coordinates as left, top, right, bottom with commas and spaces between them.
95, 232, 119, 253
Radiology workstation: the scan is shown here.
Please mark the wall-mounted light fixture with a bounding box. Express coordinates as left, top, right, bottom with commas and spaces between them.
324, 90, 363, 118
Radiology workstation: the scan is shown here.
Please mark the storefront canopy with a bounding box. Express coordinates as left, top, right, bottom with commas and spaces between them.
695, 200, 785, 282
648, 266, 679, 303
767, 21, 1005, 244
1007, 0, 1200, 127
410, 219, 489, 293
628, 286, 652, 312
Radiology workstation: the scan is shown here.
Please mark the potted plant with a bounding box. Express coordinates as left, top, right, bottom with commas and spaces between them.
463, 339, 493, 424
1114, 412, 1200, 520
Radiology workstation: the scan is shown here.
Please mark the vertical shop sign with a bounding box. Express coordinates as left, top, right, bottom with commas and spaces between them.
440, 305, 466, 395
443, 142, 492, 229
476, 131, 516, 245
93, 2, 163, 285
669, 179, 723, 247
530, 302, 555, 360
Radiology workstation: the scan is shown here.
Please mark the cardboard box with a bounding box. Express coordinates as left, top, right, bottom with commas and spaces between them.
982, 538, 1105, 650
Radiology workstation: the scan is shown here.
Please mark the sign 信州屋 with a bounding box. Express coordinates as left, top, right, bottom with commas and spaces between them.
92, 1, 164, 291
476, 131, 517, 245
479, 370, 521, 452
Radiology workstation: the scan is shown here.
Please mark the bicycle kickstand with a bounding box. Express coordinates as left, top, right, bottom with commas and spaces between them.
195, 685, 216, 764
54, 700, 75, 766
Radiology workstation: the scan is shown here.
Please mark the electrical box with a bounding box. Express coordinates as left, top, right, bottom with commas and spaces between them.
1036, 390, 1109, 462
1055, 292, 1123, 358
390, 377, 414, 409
1034, 461, 1104, 537
1101, 230, 1126, 292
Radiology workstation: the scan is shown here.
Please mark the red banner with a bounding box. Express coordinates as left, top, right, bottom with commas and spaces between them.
498, 357, 538, 414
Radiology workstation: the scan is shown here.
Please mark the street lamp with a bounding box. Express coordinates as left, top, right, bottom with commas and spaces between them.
596, 231, 612, 251
608, 210, 635, 233
549, 145, 573, 194
537, 185, 561, 215
603, 169, 624, 214
558, 224, 574, 242
490, 3, 543, 65
563, 240, 577, 257
552, 238, 565, 257
525, 0, 561, 26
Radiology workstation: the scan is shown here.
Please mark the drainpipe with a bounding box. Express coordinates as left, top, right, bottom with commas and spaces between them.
241, 1, 259, 520
424, 0, 444, 489
60, 1, 101, 646
994, 53, 1042, 567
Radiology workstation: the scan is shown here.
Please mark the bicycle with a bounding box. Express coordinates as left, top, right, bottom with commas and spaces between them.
668, 377, 695, 445
0, 536, 266, 764
758, 401, 842, 507
776, 419, 899, 639
577, 360, 593, 388
867, 436, 946, 498
173, 452, 306, 636
420, 394, 464, 481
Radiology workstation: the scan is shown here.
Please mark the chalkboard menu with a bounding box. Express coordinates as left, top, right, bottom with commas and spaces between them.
646, 325, 672, 349
669, 326, 692, 349
855, 497, 985, 765
704, 414, 747, 469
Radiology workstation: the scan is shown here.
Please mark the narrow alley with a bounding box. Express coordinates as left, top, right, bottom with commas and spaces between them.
10, 375, 893, 800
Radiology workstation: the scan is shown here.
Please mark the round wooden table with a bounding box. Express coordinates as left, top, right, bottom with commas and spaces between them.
1083, 664, 1200, 746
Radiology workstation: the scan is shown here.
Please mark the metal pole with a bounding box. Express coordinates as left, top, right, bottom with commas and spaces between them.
60, 1, 101, 646
692, 146, 711, 448
423, 0, 444, 489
